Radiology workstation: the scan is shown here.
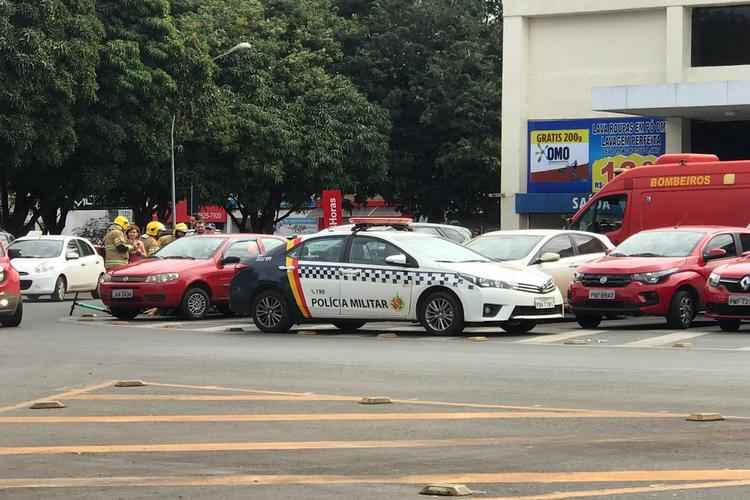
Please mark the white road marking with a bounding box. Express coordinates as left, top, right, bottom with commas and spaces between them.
623, 331, 712, 348
517, 330, 604, 344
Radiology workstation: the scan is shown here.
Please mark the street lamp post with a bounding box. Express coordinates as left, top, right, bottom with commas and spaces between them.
170, 42, 252, 229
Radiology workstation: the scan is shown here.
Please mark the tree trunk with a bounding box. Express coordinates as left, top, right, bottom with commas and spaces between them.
0, 163, 9, 229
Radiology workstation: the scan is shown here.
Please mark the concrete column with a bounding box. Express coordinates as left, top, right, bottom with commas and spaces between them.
500, 16, 529, 230
664, 6, 688, 153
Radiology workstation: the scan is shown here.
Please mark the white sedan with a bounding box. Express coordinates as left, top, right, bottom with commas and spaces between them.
8, 235, 106, 301
231, 218, 564, 335
465, 230, 614, 295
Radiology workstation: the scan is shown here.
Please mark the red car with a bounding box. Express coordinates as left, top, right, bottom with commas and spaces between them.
100, 234, 286, 320
0, 243, 22, 327
705, 250, 750, 331
569, 226, 750, 329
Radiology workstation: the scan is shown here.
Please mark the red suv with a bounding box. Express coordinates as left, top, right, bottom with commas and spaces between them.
0, 243, 22, 327
569, 226, 750, 329
101, 234, 286, 320
705, 246, 750, 331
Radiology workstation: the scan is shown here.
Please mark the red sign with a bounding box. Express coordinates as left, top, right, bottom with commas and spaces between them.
173, 201, 227, 224
321, 190, 343, 228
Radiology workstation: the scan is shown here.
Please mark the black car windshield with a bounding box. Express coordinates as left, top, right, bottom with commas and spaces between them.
611, 231, 705, 258
466, 235, 544, 261
155, 237, 225, 260
396, 236, 491, 263
8, 240, 63, 259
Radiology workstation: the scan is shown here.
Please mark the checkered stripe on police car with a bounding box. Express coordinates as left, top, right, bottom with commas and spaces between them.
298, 265, 473, 289
298, 265, 342, 280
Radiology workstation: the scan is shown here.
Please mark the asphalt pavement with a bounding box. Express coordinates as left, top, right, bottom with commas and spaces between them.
2, 299, 750, 499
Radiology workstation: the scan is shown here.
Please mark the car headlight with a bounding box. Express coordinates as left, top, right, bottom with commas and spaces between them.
102, 273, 113, 282
0, 268, 5, 283
574, 271, 584, 282
459, 273, 515, 289
708, 272, 721, 288
33, 262, 58, 274
631, 268, 679, 284
145, 273, 180, 283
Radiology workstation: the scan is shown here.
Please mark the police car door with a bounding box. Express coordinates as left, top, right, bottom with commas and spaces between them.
293, 236, 347, 318
339, 235, 413, 319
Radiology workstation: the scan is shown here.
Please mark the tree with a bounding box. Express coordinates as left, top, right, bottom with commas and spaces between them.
337, 0, 502, 224
0, 0, 102, 234
178, 0, 391, 233
72, 0, 216, 230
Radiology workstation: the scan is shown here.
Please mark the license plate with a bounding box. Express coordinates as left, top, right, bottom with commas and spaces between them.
589, 289, 615, 300
112, 289, 134, 299
534, 298, 555, 309
728, 295, 750, 306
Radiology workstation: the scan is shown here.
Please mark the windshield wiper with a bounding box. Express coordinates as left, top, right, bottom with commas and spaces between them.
164, 256, 195, 260
435, 260, 457, 263
628, 252, 663, 257
609, 252, 627, 257
459, 259, 488, 263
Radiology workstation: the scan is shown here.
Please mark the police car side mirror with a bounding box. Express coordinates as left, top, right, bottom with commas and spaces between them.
385, 254, 408, 266
220, 256, 241, 267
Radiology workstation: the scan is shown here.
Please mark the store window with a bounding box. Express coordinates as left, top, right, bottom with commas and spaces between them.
692, 5, 750, 67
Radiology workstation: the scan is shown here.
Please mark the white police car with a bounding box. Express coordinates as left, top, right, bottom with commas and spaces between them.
230, 218, 564, 335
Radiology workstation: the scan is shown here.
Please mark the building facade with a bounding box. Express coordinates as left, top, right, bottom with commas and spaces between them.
502, 0, 750, 229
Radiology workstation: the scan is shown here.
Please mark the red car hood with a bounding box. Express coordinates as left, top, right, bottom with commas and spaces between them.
717, 260, 750, 278
578, 256, 688, 275
108, 258, 207, 276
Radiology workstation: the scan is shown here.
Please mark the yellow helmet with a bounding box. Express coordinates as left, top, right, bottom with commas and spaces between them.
174, 223, 189, 234
113, 215, 129, 229
146, 221, 165, 237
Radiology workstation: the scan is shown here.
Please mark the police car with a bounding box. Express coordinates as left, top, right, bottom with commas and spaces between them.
230, 218, 564, 335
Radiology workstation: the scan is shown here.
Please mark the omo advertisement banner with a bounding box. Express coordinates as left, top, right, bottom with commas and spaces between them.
528, 117, 666, 194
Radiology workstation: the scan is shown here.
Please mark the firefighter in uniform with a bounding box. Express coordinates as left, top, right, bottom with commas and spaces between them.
104, 215, 133, 270
158, 223, 188, 247
143, 221, 165, 256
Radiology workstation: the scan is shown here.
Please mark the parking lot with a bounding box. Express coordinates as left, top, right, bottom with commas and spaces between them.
3, 300, 750, 499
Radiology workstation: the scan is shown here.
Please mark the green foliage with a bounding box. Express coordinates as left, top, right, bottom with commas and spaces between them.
338, 0, 502, 222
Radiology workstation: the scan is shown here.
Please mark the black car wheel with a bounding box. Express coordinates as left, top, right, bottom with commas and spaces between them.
667, 290, 696, 330
420, 291, 464, 335
52, 276, 66, 302
575, 314, 602, 329
1, 301, 22, 327
180, 287, 210, 320
252, 290, 293, 333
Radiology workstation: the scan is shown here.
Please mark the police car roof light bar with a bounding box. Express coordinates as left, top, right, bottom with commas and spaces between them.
349, 217, 413, 232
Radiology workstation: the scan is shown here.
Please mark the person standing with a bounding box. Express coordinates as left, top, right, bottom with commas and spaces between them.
158, 223, 188, 247
143, 221, 165, 256
126, 225, 146, 263
104, 216, 133, 270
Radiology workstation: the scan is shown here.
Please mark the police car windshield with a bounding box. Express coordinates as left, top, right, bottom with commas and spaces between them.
611, 231, 705, 258
155, 237, 225, 260
8, 240, 63, 259
465, 235, 544, 261
396, 236, 491, 263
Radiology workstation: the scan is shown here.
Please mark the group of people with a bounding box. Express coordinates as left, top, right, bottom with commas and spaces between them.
103, 214, 217, 270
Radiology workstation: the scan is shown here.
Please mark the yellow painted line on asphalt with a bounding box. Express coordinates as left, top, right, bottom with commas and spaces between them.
485, 480, 750, 499
4, 471, 750, 490
0, 380, 116, 414
0, 437, 528, 456
62, 393, 679, 417
0, 410, 678, 424
65, 394, 358, 402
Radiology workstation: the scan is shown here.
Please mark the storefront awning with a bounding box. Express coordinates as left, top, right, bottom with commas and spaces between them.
593, 80, 750, 121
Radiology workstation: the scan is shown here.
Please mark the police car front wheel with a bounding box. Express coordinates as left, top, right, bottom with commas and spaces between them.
420, 291, 464, 336
252, 290, 293, 333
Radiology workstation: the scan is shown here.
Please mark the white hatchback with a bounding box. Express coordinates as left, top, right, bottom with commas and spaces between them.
9, 236, 106, 301
465, 230, 614, 295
